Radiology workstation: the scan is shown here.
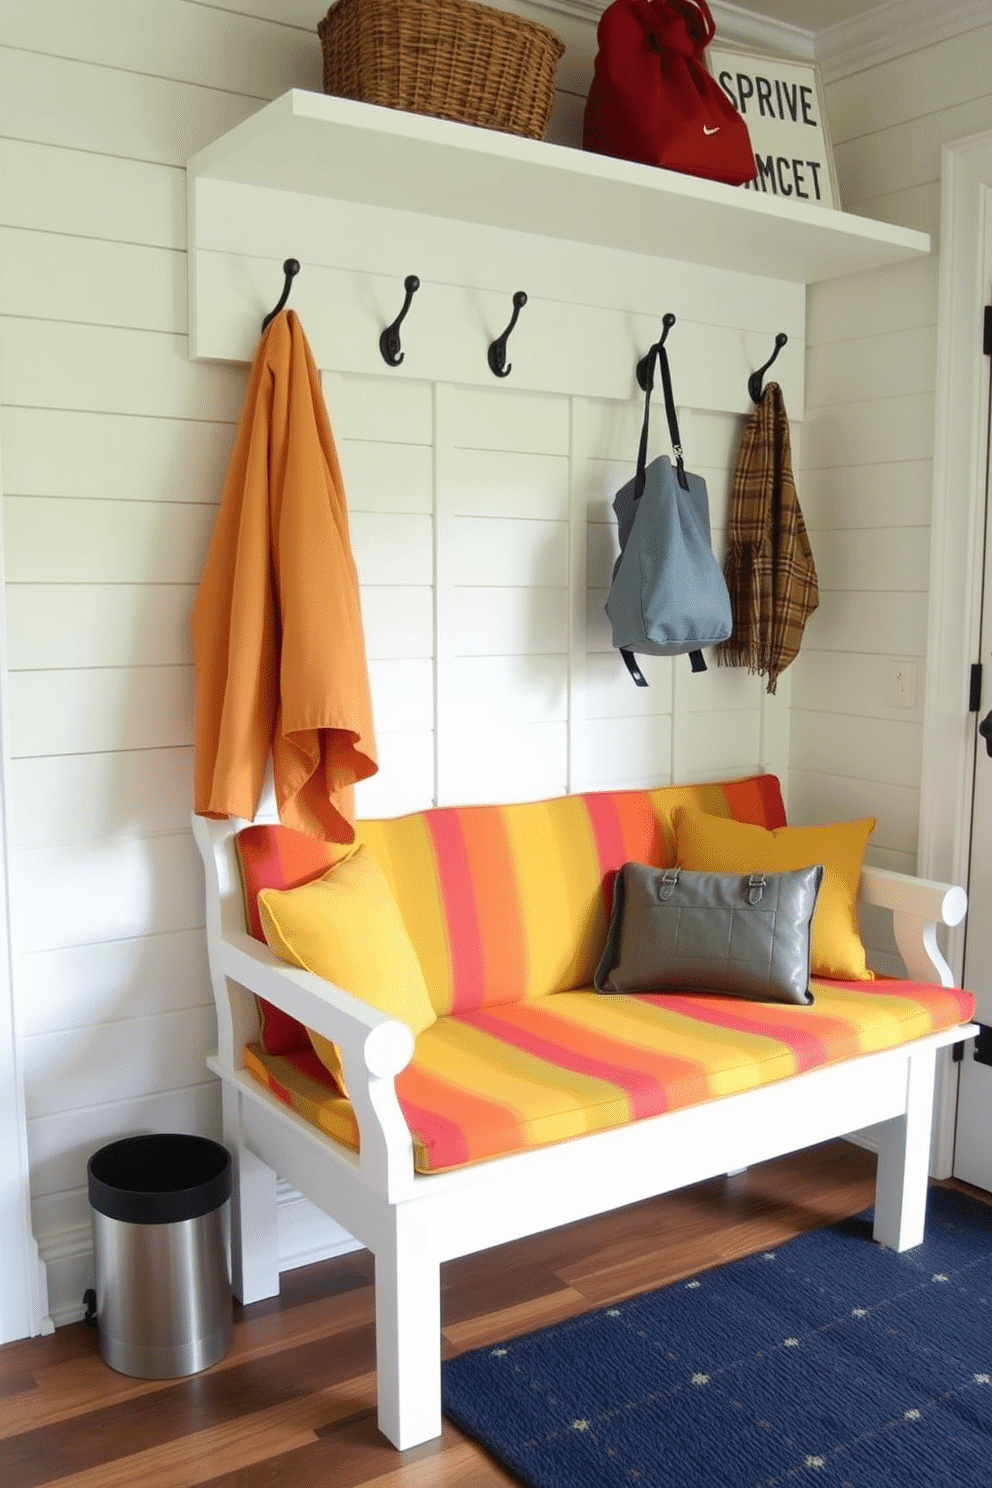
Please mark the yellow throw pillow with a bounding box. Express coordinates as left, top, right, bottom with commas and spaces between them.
257, 846, 436, 1095
672, 806, 876, 981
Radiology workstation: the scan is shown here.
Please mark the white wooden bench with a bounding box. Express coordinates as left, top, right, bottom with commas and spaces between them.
193, 803, 977, 1450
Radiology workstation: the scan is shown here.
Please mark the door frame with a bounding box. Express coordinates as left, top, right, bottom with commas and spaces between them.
918, 131, 992, 1175
920, 131, 992, 930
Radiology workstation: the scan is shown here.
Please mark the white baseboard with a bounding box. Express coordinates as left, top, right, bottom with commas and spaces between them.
845, 1078, 957, 1185
274, 1181, 363, 1271
845, 1130, 880, 1156
40, 1186, 363, 1329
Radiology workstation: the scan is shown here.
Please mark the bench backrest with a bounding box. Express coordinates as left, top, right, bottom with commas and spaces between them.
235, 775, 787, 1052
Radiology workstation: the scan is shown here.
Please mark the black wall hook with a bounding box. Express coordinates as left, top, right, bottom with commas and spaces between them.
748, 331, 788, 403
635, 312, 676, 390
262, 258, 300, 331
379, 275, 421, 367
488, 290, 528, 378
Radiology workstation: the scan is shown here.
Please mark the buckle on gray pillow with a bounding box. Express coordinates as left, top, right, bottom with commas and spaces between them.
747, 873, 767, 905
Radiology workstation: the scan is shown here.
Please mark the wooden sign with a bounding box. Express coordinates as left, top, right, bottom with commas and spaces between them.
708, 48, 839, 209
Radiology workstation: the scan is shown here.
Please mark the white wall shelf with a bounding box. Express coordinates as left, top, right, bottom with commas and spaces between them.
187, 88, 930, 291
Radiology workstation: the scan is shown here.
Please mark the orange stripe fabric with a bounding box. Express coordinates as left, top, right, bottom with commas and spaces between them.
463, 809, 529, 1004
723, 772, 788, 829
612, 789, 670, 869
236, 824, 344, 1052
581, 788, 671, 926
396, 1059, 537, 1171
236, 823, 342, 939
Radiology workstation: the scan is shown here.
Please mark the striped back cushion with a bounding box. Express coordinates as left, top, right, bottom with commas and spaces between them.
236, 773, 786, 1047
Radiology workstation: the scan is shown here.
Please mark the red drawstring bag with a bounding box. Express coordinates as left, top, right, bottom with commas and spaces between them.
583, 0, 756, 186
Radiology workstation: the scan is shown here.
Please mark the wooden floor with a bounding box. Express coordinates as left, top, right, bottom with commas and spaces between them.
2, 1140, 959, 1488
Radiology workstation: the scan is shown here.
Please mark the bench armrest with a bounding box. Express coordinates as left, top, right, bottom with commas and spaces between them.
858, 866, 967, 986
193, 809, 417, 1197
216, 930, 416, 1199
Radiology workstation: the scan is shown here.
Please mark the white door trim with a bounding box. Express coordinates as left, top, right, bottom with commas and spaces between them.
920, 131, 992, 935
917, 131, 992, 1179
0, 414, 51, 1341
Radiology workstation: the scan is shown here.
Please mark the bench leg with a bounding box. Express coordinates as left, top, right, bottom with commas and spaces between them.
871, 1050, 936, 1252
374, 1216, 441, 1450
223, 1086, 280, 1304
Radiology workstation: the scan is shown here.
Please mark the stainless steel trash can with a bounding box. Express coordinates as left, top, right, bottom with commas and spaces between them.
87, 1134, 232, 1379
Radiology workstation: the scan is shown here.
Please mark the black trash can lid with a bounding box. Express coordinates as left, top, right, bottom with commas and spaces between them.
88, 1134, 231, 1225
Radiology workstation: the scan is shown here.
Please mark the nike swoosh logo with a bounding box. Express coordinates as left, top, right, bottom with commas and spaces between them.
703, 126, 720, 135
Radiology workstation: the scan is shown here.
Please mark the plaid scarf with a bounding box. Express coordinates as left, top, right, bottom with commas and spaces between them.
717, 382, 817, 694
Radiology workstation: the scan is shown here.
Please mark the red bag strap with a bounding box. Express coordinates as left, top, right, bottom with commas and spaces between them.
634, 0, 716, 55
671, 0, 716, 48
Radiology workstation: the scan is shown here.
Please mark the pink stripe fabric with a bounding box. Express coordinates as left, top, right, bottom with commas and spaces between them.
644, 992, 835, 1071
582, 792, 629, 923
424, 809, 485, 1015
465, 1007, 668, 1120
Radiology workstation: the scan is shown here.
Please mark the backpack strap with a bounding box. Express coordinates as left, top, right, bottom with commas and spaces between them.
623, 643, 702, 683
657, 342, 689, 491
633, 342, 657, 501
630, 328, 705, 677
620, 648, 648, 686
636, 337, 690, 495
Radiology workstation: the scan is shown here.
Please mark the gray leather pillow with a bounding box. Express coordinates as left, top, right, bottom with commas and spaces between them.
594, 861, 823, 1006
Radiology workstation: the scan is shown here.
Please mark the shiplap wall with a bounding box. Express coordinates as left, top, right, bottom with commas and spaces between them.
333, 374, 789, 820
0, 0, 788, 1329
0, 0, 950, 1334
793, 18, 992, 884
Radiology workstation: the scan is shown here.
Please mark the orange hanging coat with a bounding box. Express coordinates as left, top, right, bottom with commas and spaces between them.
191, 310, 377, 841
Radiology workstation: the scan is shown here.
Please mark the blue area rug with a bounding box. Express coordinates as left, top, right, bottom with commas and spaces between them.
442, 1187, 992, 1487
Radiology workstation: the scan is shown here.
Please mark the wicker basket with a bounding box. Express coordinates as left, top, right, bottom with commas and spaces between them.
317, 0, 566, 141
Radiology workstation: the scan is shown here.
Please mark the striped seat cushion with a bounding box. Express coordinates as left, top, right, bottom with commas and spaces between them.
236, 773, 787, 1051
244, 977, 975, 1175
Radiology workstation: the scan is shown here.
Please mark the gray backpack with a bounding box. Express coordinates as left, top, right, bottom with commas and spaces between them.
606, 328, 732, 685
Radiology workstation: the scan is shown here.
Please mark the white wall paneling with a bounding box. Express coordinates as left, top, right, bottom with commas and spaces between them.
0, 0, 948, 1338
0, 0, 323, 98
816, 2, 992, 86
0, 406, 238, 503
0, 356, 50, 1339
800, 459, 935, 531
0, 0, 605, 1341
7, 666, 193, 758
0, 45, 260, 168
0, 136, 186, 245
9, 748, 197, 849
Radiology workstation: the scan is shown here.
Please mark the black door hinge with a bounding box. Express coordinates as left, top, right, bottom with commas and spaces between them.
974, 1025, 992, 1068
984, 305, 992, 356
969, 662, 983, 712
